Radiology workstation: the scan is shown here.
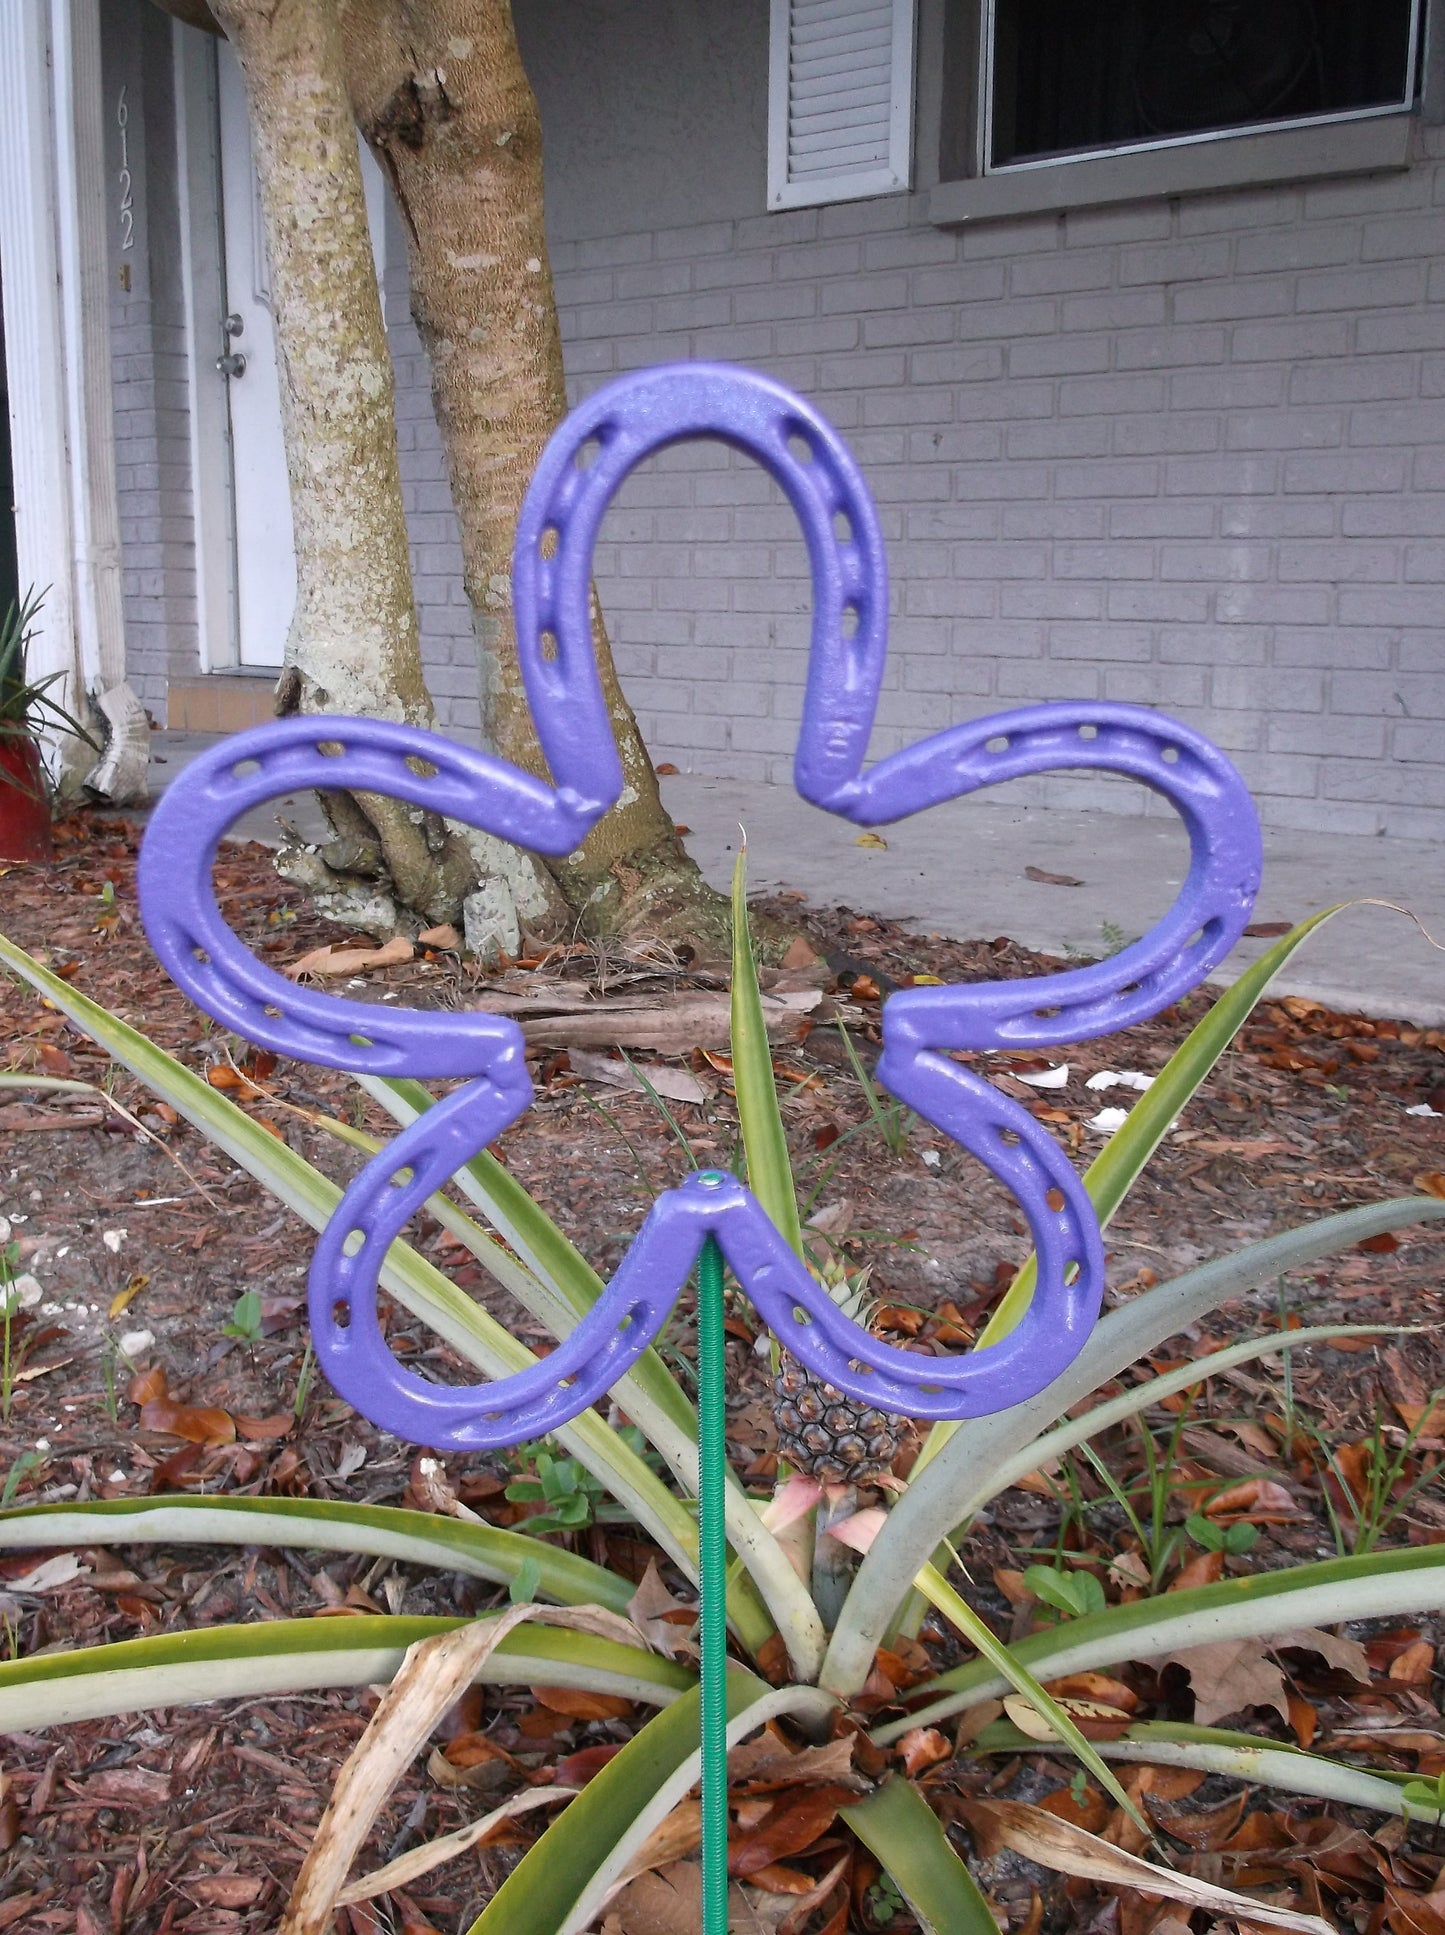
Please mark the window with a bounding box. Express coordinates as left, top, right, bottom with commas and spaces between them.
927, 0, 1427, 223
768, 0, 917, 210
984, 0, 1422, 174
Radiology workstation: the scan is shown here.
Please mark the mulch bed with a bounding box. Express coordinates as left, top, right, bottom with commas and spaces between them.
1, 808, 1443, 1933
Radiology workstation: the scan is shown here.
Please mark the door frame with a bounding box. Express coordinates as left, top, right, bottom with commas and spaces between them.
173, 20, 239, 674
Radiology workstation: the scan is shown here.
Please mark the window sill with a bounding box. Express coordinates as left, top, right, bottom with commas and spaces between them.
928, 111, 1414, 227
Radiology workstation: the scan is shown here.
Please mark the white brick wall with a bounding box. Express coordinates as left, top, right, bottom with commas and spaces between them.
436, 141, 1445, 840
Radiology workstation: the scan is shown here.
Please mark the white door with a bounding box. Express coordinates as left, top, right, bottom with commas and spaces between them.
215, 44, 388, 669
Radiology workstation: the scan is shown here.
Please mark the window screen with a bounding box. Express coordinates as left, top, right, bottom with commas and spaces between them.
987, 0, 1419, 171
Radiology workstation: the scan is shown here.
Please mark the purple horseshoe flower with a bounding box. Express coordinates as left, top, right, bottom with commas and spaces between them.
138, 363, 1262, 1451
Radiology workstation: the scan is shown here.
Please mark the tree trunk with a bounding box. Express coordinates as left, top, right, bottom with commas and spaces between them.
341, 0, 725, 945
209, 0, 485, 934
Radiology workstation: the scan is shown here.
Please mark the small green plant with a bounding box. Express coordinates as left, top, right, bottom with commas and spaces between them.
1317, 1395, 1445, 1558
222, 1288, 264, 1345
1184, 1510, 1258, 1558
1022, 1561, 1107, 1621
504, 1430, 661, 1537
835, 1020, 915, 1158
863, 1872, 906, 1927
293, 1339, 317, 1421
1076, 1406, 1203, 1591
0, 1449, 42, 1510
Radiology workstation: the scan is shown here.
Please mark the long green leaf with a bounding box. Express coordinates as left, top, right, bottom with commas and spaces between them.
468, 1673, 837, 1935
913, 1562, 1147, 1835
860, 907, 1351, 1667
823, 1195, 1445, 1699
973, 1320, 1417, 1518
874, 1546, 1445, 1741
730, 844, 804, 1258
842, 1778, 998, 1935
363, 1076, 822, 1676
976, 908, 1341, 1351
0, 932, 705, 1591
0, 1616, 693, 1733
971, 1718, 1420, 1818
0, 1496, 633, 1612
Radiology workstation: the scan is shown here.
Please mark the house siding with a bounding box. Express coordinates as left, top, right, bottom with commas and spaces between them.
497, 0, 1445, 842
102, 3, 1445, 844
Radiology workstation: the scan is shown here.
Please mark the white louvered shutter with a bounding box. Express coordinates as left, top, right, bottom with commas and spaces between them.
768, 0, 915, 210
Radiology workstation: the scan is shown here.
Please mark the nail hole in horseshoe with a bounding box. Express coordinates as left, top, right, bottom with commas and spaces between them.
389, 1167, 414, 1189
791, 1305, 812, 1326
997, 1126, 1022, 1147
539, 525, 560, 560
540, 630, 559, 663
986, 734, 1010, 754
841, 603, 860, 639
833, 509, 852, 542
332, 1299, 351, 1329
264, 1005, 283, 1019
1077, 723, 1098, 741
231, 757, 261, 779
1064, 1260, 1081, 1285
575, 436, 602, 471
191, 946, 210, 965
1045, 1186, 1066, 1213
342, 1229, 366, 1258
557, 1374, 577, 1390
786, 430, 814, 463
349, 1033, 373, 1048
1161, 745, 1181, 764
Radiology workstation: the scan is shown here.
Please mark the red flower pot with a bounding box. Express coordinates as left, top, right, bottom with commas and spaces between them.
0, 734, 54, 863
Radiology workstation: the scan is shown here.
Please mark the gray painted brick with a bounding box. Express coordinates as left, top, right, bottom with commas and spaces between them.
1232, 318, 1350, 361
1282, 451, 1407, 493
1007, 334, 1112, 377
1115, 325, 1228, 369
1119, 238, 1232, 285
107, 37, 1445, 843
1216, 585, 1331, 625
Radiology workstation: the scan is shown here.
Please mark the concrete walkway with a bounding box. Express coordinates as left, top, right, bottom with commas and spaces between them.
145, 732, 1445, 1026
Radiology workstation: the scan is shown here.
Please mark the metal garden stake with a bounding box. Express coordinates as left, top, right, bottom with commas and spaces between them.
139, 362, 1261, 1932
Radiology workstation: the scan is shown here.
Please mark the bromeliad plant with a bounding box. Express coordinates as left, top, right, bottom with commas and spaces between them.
2, 891, 1444, 1934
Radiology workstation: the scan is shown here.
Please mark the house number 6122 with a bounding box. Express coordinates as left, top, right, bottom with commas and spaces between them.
117, 87, 134, 253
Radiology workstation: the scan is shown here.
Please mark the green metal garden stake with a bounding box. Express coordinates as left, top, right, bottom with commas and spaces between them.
697, 1228, 729, 1932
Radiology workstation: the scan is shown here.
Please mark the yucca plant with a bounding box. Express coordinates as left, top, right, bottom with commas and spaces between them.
2, 880, 1443, 1934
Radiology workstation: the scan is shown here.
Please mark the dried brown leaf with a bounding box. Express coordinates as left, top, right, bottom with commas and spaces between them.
959, 1798, 1331, 1934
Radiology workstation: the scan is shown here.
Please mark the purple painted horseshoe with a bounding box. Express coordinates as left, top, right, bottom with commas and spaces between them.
137, 362, 1262, 1449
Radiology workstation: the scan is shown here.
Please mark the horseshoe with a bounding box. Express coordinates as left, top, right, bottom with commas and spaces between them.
138, 362, 1261, 1449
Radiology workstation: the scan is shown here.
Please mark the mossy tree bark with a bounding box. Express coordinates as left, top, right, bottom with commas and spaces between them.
340, 0, 725, 946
